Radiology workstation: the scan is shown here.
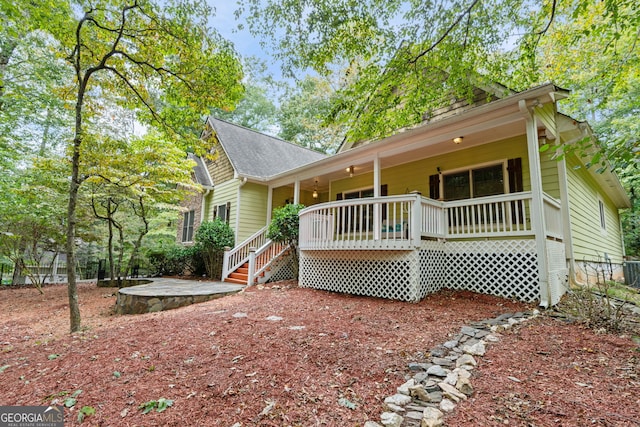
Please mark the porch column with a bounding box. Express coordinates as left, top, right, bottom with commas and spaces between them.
373, 155, 381, 240
293, 180, 300, 204
520, 100, 550, 307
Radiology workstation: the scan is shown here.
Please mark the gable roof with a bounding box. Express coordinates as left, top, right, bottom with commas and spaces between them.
205, 117, 327, 180
187, 153, 213, 187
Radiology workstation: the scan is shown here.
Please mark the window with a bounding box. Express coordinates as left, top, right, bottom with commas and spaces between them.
442, 163, 505, 201
598, 199, 606, 231
182, 210, 195, 242
214, 202, 230, 224
342, 188, 374, 231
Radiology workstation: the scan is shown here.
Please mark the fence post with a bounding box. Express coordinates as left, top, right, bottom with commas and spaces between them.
247, 247, 257, 286
221, 246, 231, 281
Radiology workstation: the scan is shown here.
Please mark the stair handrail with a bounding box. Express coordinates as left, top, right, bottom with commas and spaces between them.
247, 240, 289, 286
222, 226, 269, 281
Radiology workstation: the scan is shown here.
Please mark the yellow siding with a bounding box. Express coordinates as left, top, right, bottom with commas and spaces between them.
535, 104, 561, 198
566, 155, 625, 263
211, 179, 239, 231
539, 149, 561, 198
237, 182, 269, 242
272, 186, 294, 209
202, 190, 214, 222
332, 135, 531, 200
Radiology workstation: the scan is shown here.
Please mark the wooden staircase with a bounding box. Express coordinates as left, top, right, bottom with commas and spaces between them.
223, 262, 267, 285
224, 263, 249, 284
222, 226, 290, 286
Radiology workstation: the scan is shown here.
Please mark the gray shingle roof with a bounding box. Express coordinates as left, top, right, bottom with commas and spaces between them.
187, 153, 213, 187
208, 117, 326, 179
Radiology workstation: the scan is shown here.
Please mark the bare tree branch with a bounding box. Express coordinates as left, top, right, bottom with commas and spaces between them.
409, 0, 481, 64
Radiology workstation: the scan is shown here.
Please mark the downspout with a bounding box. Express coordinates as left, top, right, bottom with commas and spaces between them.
235, 176, 248, 243
200, 186, 213, 224
519, 99, 550, 307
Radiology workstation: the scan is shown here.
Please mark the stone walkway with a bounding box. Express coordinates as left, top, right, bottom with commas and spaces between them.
366, 310, 539, 427
116, 278, 244, 314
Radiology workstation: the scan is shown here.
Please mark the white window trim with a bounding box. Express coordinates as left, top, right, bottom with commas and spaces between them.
342, 186, 374, 199
598, 197, 607, 234
182, 210, 195, 243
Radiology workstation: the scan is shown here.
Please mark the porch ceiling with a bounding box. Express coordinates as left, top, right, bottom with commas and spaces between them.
291, 118, 526, 192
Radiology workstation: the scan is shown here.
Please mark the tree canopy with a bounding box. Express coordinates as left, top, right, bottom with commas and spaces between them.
0, 0, 245, 331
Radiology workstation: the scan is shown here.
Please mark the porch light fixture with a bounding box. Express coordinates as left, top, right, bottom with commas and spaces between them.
312, 179, 318, 199
346, 165, 354, 177
453, 136, 463, 144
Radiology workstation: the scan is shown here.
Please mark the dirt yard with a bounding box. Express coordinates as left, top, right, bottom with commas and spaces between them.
0, 281, 638, 426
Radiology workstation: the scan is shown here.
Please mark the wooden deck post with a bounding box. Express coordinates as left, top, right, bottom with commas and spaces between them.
247, 246, 257, 286
520, 99, 550, 307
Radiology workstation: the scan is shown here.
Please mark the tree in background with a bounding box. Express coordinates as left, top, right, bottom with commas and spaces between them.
212, 58, 278, 134
278, 75, 347, 153
84, 131, 199, 286
0, 159, 68, 291
0, 0, 244, 332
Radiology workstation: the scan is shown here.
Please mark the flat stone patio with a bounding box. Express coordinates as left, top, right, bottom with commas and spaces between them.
116, 278, 244, 314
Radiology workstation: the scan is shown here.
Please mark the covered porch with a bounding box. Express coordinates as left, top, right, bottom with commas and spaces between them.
262, 84, 571, 305
297, 192, 567, 304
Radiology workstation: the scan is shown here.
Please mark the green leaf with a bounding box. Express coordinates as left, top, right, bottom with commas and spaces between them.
63, 397, 77, 408
0, 365, 10, 373
156, 398, 174, 413
77, 406, 95, 423
539, 143, 551, 153
48, 354, 60, 360
113, 371, 121, 379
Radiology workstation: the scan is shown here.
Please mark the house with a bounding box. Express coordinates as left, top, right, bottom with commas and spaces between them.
182, 83, 630, 306
176, 118, 326, 264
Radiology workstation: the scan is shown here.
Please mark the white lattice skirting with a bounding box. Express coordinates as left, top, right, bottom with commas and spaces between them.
300, 239, 543, 303
546, 240, 569, 306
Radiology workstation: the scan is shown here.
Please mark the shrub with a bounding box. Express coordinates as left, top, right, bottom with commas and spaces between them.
267, 204, 304, 278
195, 219, 234, 279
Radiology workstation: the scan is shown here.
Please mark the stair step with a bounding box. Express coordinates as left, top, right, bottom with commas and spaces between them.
224, 277, 247, 285
229, 272, 248, 280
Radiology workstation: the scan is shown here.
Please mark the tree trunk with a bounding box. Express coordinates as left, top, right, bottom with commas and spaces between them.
107, 203, 116, 287
66, 78, 87, 333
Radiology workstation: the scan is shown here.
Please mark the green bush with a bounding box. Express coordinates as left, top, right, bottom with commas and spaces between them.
195, 219, 234, 279
267, 204, 304, 278
147, 245, 204, 276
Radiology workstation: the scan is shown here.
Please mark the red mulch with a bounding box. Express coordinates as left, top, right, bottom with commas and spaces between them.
0, 281, 638, 426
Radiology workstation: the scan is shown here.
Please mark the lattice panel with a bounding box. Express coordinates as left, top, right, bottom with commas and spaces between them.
546, 240, 568, 306
442, 240, 539, 302
419, 241, 448, 296
266, 253, 296, 283
299, 239, 541, 303
300, 250, 421, 302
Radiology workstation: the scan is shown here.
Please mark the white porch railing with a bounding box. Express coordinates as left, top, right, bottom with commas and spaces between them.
248, 240, 289, 285
299, 192, 562, 250
543, 194, 563, 240
222, 226, 269, 281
